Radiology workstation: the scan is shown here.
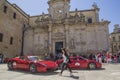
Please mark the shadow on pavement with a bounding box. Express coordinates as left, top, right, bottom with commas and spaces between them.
63, 75, 79, 80
35, 72, 59, 76
7, 67, 105, 76
7, 69, 59, 76
70, 68, 106, 71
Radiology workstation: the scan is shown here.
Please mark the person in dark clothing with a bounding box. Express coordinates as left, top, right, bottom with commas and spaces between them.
89, 53, 95, 60
0, 53, 3, 63
59, 48, 73, 76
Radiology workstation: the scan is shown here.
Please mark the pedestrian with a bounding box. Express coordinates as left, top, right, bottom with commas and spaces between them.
106, 52, 111, 64
98, 53, 102, 63
59, 48, 73, 77
118, 53, 120, 63
0, 53, 3, 63
113, 54, 117, 63
89, 53, 94, 60
0, 53, 2, 63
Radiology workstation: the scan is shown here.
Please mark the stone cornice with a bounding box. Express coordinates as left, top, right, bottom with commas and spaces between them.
7, 0, 29, 19
35, 17, 110, 27
111, 32, 120, 35
48, 0, 70, 5
86, 21, 110, 27
70, 8, 99, 13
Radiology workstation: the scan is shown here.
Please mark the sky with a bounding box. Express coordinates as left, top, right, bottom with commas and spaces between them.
8, 0, 120, 33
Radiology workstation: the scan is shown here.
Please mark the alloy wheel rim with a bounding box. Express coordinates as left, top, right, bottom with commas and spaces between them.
8, 62, 12, 69
30, 65, 36, 72
90, 63, 95, 69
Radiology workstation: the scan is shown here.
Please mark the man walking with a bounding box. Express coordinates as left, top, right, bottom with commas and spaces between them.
59, 48, 73, 77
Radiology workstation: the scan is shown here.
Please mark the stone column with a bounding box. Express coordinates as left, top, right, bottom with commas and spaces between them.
48, 24, 52, 53
65, 24, 69, 49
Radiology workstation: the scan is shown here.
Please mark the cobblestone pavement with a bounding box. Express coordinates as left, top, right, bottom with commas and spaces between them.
0, 63, 120, 80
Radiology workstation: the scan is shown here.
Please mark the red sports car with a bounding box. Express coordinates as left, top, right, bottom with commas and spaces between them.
56, 56, 102, 70
7, 56, 58, 73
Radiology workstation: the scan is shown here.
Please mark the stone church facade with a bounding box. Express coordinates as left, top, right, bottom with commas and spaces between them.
0, 0, 110, 57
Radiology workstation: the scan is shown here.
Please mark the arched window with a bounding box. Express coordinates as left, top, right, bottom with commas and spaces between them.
13, 12, 16, 19
3, 6, 7, 13
0, 33, 3, 42
113, 37, 115, 41
88, 18, 92, 23
10, 37, 13, 45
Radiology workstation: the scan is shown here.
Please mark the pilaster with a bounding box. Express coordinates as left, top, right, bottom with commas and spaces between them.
48, 24, 52, 53
65, 24, 69, 49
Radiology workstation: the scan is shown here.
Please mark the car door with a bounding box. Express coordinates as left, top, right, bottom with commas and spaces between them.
17, 56, 29, 69
78, 57, 87, 68
11, 58, 20, 69
69, 57, 80, 69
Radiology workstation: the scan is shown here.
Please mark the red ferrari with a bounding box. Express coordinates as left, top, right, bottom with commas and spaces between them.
56, 56, 102, 70
7, 56, 58, 73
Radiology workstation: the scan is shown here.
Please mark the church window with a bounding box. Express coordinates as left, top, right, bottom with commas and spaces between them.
10, 37, 13, 45
3, 6, 7, 13
13, 12, 16, 19
113, 37, 115, 41
88, 18, 92, 23
0, 33, 3, 42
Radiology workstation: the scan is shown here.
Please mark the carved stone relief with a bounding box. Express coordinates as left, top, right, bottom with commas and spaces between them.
69, 39, 75, 49
52, 32, 65, 40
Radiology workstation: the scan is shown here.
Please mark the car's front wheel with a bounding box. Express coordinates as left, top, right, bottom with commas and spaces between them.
29, 64, 37, 74
88, 62, 96, 70
7, 61, 14, 70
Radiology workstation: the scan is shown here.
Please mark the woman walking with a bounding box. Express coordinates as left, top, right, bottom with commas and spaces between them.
59, 48, 73, 77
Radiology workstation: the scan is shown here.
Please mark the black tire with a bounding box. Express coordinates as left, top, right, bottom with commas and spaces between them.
7, 61, 14, 70
88, 62, 96, 70
29, 64, 37, 74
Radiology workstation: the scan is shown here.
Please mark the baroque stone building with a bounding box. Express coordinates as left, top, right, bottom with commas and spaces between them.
0, 0, 110, 57
24, 0, 110, 55
0, 0, 29, 57
110, 24, 120, 53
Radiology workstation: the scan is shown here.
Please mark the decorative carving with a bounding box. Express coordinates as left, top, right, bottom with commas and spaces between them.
69, 39, 75, 49
52, 32, 64, 37
80, 13, 85, 22
35, 10, 86, 26
75, 42, 86, 45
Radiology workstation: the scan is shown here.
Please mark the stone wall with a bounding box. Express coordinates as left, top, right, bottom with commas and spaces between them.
0, 0, 29, 57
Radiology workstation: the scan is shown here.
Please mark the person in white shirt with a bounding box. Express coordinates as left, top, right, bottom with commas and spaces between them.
59, 48, 73, 77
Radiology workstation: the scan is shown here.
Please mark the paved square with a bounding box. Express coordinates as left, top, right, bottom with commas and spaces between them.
0, 63, 120, 80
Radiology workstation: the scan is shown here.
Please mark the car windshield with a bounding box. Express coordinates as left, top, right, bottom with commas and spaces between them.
28, 56, 39, 61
